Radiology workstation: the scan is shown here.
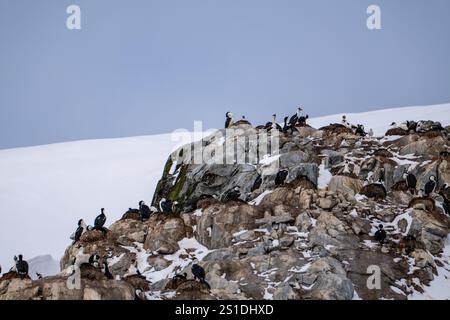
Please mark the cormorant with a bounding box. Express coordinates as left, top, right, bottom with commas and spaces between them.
94, 208, 107, 233
173, 272, 188, 280
16, 255, 29, 279
139, 200, 152, 220
374, 225, 387, 245
251, 175, 262, 192
424, 176, 436, 197
298, 114, 309, 126
223, 186, 241, 202
160, 198, 173, 213
225, 112, 234, 129
288, 107, 302, 127
103, 261, 114, 280
191, 260, 210, 289
403, 172, 417, 194
72, 219, 87, 244
275, 170, 288, 186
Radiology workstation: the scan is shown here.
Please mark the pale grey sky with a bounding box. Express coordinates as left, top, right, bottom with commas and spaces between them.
1, 0, 450, 149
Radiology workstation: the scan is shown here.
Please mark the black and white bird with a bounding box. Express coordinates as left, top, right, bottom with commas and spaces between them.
439, 190, 450, 216
36, 272, 43, 279
225, 112, 234, 129
94, 208, 107, 233
191, 260, 210, 289
16, 255, 29, 279
298, 114, 309, 126
72, 219, 87, 244
270, 114, 282, 132
424, 176, 437, 197
403, 172, 417, 194
251, 175, 262, 192
160, 198, 174, 213
275, 170, 288, 186
139, 200, 152, 220
288, 107, 302, 127
374, 225, 387, 245
88, 254, 101, 268
173, 272, 187, 280
223, 186, 241, 202
103, 261, 114, 280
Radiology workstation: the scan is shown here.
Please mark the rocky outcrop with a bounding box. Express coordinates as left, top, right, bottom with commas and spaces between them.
3, 116, 450, 301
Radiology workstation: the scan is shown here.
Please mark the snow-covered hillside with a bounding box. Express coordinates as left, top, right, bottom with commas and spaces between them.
0, 103, 449, 285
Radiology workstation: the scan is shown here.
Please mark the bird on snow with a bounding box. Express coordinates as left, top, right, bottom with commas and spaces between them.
225, 112, 234, 129
368, 128, 374, 138
374, 225, 387, 245
424, 176, 437, 197
403, 172, 417, 195
15, 255, 29, 279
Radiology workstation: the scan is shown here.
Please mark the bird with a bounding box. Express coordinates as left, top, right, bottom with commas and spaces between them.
288, 107, 302, 127
298, 114, 309, 127
282, 117, 298, 134
222, 186, 241, 202
439, 191, 450, 216
173, 272, 188, 280
275, 170, 288, 186
94, 208, 107, 233
368, 129, 374, 138
36, 272, 43, 279
191, 260, 210, 289
88, 254, 100, 268
424, 176, 437, 197
374, 225, 387, 245
355, 125, 367, 137
225, 112, 234, 129
160, 198, 174, 213
15, 254, 29, 279
72, 219, 87, 244
341, 115, 351, 128
251, 175, 262, 192
103, 261, 114, 280
403, 172, 417, 195
269, 114, 282, 132
139, 200, 152, 221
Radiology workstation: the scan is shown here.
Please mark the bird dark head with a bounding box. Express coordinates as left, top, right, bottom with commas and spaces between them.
18, 254, 23, 261
284, 116, 288, 121
306, 115, 309, 119
430, 175, 436, 181
378, 224, 383, 229
101, 208, 104, 213
78, 219, 84, 226
139, 200, 144, 206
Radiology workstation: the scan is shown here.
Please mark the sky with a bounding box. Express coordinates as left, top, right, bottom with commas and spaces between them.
1, 0, 450, 149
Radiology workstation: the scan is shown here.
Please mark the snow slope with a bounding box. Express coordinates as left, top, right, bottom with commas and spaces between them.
0, 103, 449, 278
